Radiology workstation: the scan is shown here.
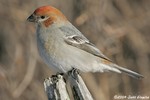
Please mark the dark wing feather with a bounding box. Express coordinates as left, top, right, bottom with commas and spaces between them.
64, 35, 112, 62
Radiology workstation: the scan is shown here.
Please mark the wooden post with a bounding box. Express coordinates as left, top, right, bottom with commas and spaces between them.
44, 75, 70, 100
44, 69, 94, 100
68, 69, 94, 100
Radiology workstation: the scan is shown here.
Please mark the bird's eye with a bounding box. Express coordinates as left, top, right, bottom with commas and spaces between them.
41, 16, 45, 19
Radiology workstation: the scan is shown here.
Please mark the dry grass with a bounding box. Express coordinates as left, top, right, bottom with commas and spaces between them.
0, 0, 150, 100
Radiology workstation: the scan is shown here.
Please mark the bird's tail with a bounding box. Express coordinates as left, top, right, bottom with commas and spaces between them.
110, 64, 144, 79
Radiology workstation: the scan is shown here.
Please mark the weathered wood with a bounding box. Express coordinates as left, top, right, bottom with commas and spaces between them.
68, 69, 94, 100
44, 75, 70, 100
44, 69, 94, 100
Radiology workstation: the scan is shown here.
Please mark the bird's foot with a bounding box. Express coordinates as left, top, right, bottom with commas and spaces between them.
68, 68, 80, 82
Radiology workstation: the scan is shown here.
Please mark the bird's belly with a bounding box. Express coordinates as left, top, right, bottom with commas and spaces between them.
37, 39, 100, 73
37, 39, 74, 73
55, 44, 101, 72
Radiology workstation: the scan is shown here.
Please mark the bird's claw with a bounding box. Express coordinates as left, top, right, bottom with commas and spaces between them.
68, 68, 80, 82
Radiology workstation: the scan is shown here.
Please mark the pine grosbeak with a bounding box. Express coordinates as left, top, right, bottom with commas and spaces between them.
27, 5, 143, 79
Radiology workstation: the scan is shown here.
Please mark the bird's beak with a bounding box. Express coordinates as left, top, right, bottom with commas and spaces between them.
27, 14, 36, 22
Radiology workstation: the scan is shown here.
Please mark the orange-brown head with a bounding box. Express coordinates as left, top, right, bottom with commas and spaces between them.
27, 6, 67, 27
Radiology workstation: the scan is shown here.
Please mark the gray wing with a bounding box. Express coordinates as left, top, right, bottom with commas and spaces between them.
64, 35, 112, 62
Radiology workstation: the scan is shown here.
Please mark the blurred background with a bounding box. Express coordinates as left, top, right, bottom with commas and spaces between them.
0, 0, 150, 100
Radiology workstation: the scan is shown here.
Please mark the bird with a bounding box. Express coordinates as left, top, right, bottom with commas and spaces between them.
27, 5, 143, 79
